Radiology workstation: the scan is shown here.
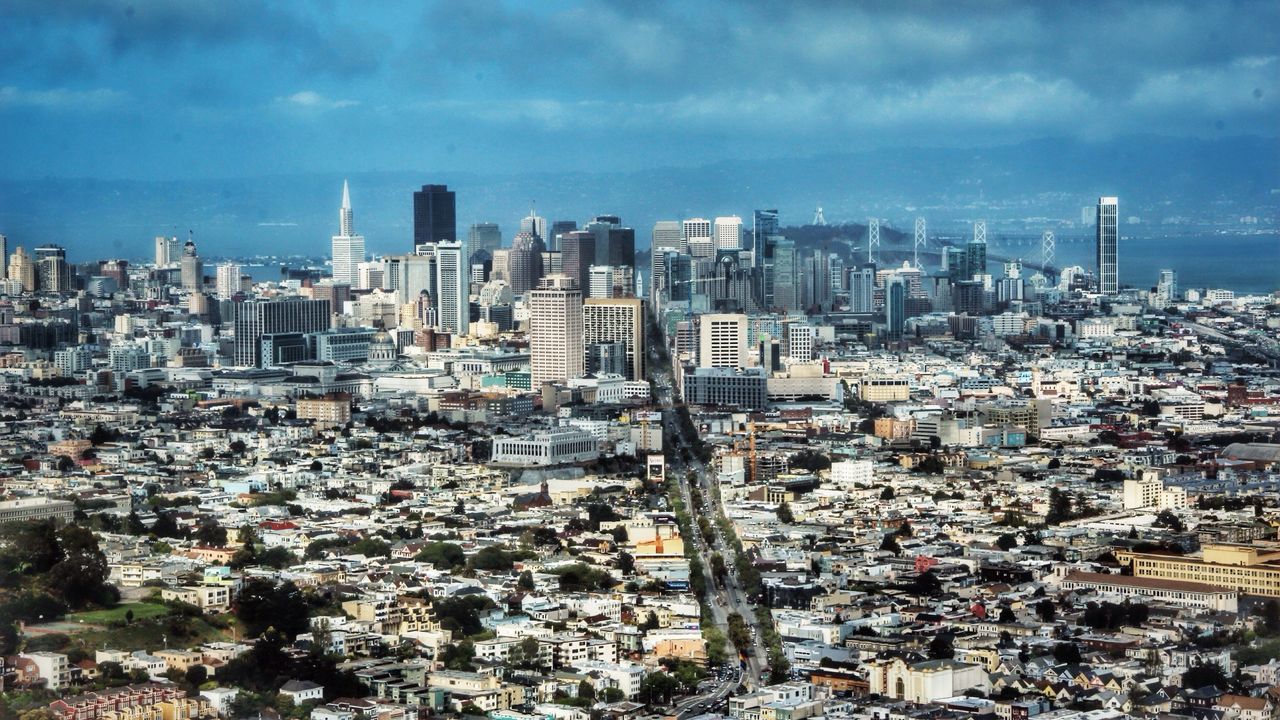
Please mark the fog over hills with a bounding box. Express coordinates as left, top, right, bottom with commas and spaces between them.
0, 134, 1274, 262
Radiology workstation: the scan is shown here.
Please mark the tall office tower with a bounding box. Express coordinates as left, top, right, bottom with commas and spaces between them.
848, 265, 876, 314
542, 249, 562, 276
8, 246, 36, 292
943, 247, 967, 279
683, 218, 713, 258
529, 274, 584, 388
800, 251, 831, 311
413, 184, 456, 250
331, 180, 366, 285
468, 223, 502, 256
0, 235, 6, 279
508, 231, 545, 295
383, 253, 437, 304
964, 236, 987, 279
550, 220, 577, 251
356, 261, 384, 290
434, 241, 469, 336
650, 220, 681, 294
216, 262, 242, 299
584, 215, 635, 270
490, 250, 511, 284
885, 276, 907, 341
713, 216, 743, 251
311, 281, 351, 318
583, 297, 645, 380
665, 252, 693, 302
752, 209, 779, 268
180, 239, 203, 291
588, 266, 615, 298
520, 211, 547, 244
698, 313, 748, 369
559, 230, 596, 284
233, 297, 331, 367
1157, 269, 1177, 304
154, 236, 180, 266
784, 322, 815, 362
769, 238, 798, 312
1096, 196, 1119, 294
829, 253, 845, 293
34, 245, 71, 292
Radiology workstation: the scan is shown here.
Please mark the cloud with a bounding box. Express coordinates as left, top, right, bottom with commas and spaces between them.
278, 91, 360, 110
0, 85, 125, 109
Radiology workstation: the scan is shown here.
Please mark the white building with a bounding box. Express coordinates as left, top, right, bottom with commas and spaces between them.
713, 216, 743, 251
529, 274, 584, 388
829, 460, 874, 488
699, 313, 748, 370
20, 652, 70, 690
490, 427, 599, 466
330, 181, 366, 286
435, 240, 469, 335
216, 262, 242, 299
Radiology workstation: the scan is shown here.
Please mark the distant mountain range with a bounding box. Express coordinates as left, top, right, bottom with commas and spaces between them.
0, 134, 1274, 262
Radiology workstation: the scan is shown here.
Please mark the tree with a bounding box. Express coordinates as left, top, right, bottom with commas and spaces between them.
45, 525, 111, 609
603, 687, 626, 703
195, 521, 227, 547
776, 501, 795, 524
1046, 487, 1073, 525
234, 578, 309, 639
998, 606, 1016, 624
879, 485, 896, 500
517, 570, 535, 592
618, 551, 635, 576
184, 664, 208, 690
1257, 599, 1280, 635
928, 632, 955, 659
1036, 600, 1057, 623
879, 533, 902, 555
1153, 510, 1185, 533
996, 533, 1018, 551
1182, 660, 1229, 690
578, 680, 595, 700
411, 541, 463, 569
1053, 642, 1082, 664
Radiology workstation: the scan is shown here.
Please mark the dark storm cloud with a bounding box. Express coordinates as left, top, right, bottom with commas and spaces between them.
0, 0, 1274, 178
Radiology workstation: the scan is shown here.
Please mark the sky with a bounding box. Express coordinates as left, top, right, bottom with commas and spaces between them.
0, 0, 1277, 180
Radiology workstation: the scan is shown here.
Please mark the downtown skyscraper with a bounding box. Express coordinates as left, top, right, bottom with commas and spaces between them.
413, 184, 457, 250
331, 180, 366, 286
434, 241, 469, 336
1096, 196, 1119, 295
529, 274, 583, 388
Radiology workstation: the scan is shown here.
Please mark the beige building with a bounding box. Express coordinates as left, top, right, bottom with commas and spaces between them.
296, 392, 352, 428
529, 274, 584, 388
698, 313, 748, 370
583, 297, 645, 380
1116, 544, 1280, 598
860, 376, 909, 402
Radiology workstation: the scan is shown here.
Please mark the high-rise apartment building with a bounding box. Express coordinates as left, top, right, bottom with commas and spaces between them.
434, 241, 469, 335
0, 234, 7, 279
583, 297, 645, 380
233, 298, 331, 367
34, 245, 71, 293
713, 216, 743, 252
549, 220, 577, 251
331, 180, 366, 285
1096, 196, 1119, 294
383, 253, 436, 305
413, 184, 456, 250
529, 274, 583, 388
885, 276, 907, 341
8, 246, 36, 292
216, 262, 242, 299
698, 313, 748, 370
769, 238, 798, 312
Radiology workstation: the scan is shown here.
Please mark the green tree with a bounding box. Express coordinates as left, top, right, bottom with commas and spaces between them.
234, 578, 309, 639
996, 533, 1018, 551
195, 521, 227, 547
776, 501, 795, 524
879, 533, 902, 556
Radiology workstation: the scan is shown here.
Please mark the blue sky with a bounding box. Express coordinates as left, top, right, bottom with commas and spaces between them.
1, 0, 1276, 180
